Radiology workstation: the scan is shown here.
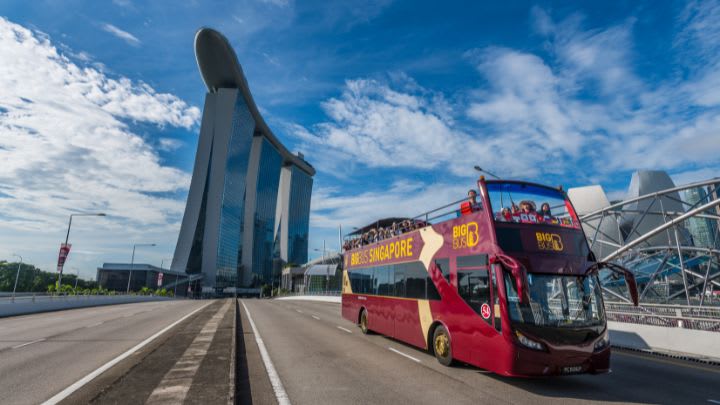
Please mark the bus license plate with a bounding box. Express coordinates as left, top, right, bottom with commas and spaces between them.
562, 365, 583, 374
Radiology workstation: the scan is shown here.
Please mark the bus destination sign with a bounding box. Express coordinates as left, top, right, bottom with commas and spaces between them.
346, 231, 424, 269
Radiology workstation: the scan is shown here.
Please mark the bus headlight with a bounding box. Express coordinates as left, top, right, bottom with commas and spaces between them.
593, 332, 610, 352
515, 331, 545, 351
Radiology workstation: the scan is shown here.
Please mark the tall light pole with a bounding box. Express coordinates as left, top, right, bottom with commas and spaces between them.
313, 240, 328, 293
126, 243, 156, 294
58, 212, 106, 290
73, 267, 80, 292
473, 165, 501, 179
12, 254, 22, 299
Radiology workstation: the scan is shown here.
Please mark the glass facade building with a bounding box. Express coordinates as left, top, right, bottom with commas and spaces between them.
214, 95, 255, 290
288, 166, 313, 265
171, 28, 314, 295
251, 139, 283, 284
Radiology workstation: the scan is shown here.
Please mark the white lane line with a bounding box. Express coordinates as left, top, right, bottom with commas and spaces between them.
41, 301, 212, 405
388, 347, 421, 363
146, 301, 232, 404
241, 301, 291, 405
295, 309, 303, 314
85, 321, 104, 328
12, 338, 45, 349
336, 326, 352, 334
311, 315, 321, 320
707, 400, 720, 404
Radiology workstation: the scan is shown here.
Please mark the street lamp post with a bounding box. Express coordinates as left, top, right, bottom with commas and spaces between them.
313, 240, 328, 293
58, 212, 106, 290
12, 254, 22, 299
126, 243, 156, 294
473, 165, 501, 179
73, 267, 80, 292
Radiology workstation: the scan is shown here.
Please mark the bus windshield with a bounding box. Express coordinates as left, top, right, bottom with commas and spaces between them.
504, 273, 604, 328
487, 182, 580, 229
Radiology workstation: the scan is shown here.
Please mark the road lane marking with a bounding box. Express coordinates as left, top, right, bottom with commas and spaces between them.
311, 315, 321, 320
337, 326, 352, 333
388, 347, 421, 363
708, 400, 720, 404
146, 300, 232, 404
86, 321, 104, 328
296, 309, 303, 313
12, 338, 45, 349
41, 301, 212, 405
241, 301, 291, 405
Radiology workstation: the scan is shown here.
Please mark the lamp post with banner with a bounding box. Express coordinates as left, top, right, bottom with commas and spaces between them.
57, 213, 106, 290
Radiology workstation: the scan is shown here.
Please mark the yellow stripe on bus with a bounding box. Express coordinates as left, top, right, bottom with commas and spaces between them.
417, 299, 433, 349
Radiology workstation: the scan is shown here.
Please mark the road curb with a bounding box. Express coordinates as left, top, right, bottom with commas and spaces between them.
612, 344, 720, 367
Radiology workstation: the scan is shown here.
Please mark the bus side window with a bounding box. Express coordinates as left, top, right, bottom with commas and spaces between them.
376, 266, 394, 296
394, 265, 405, 297
405, 262, 426, 299
435, 258, 450, 284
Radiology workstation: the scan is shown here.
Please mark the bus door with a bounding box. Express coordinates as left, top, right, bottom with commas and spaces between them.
456, 254, 493, 327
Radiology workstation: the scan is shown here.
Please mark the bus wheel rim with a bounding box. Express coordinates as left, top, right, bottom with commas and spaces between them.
435, 332, 449, 357
361, 312, 367, 331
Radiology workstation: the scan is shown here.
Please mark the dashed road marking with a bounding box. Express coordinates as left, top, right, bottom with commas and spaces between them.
41, 301, 212, 405
86, 321, 104, 328
388, 347, 421, 363
146, 300, 232, 404
12, 338, 45, 349
296, 309, 303, 314
242, 301, 291, 405
311, 315, 321, 320
707, 400, 720, 404
336, 326, 352, 333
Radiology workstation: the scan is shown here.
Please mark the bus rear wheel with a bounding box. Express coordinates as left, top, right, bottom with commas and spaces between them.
432, 325, 453, 366
359, 309, 369, 334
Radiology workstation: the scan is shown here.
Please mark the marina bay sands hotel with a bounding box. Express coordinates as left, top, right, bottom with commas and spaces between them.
171, 28, 314, 295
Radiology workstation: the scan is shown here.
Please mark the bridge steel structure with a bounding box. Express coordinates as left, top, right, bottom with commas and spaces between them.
579, 178, 720, 313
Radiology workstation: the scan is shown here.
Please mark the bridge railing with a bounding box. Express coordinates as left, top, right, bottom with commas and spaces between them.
605, 301, 720, 332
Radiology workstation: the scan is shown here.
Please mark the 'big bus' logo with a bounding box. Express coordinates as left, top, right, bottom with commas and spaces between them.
453, 222, 479, 249
536, 232, 564, 252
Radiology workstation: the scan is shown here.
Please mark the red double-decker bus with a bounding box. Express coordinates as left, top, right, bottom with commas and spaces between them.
341, 178, 639, 377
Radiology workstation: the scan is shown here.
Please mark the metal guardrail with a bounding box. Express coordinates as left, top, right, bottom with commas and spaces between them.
605, 302, 720, 332
276, 290, 341, 298
0, 292, 168, 304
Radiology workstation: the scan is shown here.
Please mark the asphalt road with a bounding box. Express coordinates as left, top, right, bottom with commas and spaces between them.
0, 299, 208, 405
242, 299, 720, 405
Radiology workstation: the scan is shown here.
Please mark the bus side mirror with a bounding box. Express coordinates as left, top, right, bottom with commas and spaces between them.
493, 254, 527, 304
589, 262, 640, 306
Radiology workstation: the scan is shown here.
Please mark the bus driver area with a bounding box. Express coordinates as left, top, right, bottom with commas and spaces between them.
341, 178, 639, 377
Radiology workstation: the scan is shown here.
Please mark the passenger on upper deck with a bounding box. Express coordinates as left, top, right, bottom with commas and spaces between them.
460, 189, 481, 216
539, 202, 553, 220
518, 200, 538, 223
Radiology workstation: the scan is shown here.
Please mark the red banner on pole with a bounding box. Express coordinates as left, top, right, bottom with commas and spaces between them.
157, 272, 164, 287
57, 243, 71, 272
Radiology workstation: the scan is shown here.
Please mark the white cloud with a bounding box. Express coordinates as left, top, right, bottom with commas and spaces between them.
158, 137, 184, 151
101, 23, 141, 46
0, 17, 199, 276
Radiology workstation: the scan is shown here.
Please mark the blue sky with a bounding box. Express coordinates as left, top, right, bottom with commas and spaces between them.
0, 0, 719, 279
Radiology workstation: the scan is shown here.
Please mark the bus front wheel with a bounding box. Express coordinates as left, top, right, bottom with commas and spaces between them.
359, 309, 369, 334
432, 325, 453, 366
